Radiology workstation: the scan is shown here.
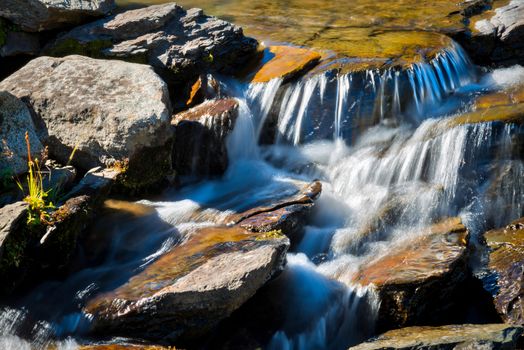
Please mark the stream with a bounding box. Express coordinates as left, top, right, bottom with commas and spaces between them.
1, 1, 524, 349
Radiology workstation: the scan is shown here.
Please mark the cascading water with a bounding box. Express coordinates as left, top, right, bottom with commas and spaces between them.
250, 41, 476, 146
1, 37, 523, 350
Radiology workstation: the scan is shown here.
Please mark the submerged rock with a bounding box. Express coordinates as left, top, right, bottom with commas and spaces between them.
43, 3, 258, 105
466, 0, 524, 65
85, 226, 289, 344
0, 55, 173, 189
350, 324, 523, 350
0, 91, 44, 178
0, 0, 116, 32
352, 217, 469, 330
249, 45, 322, 83
172, 98, 239, 177
482, 216, 524, 325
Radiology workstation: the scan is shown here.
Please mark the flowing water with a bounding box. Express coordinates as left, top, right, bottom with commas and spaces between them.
2, 7, 524, 350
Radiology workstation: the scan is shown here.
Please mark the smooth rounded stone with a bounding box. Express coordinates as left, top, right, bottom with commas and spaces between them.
249, 45, 322, 83
0, 0, 116, 32
43, 3, 258, 103
349, 324, 523, 350
351, 217, 469, 330
84, 226, 289, 343
482, 216, 524, 324
0, 55, 173, 189
172, 98, 239, 177
0, 91, 44, 177
466, 0, 524, 65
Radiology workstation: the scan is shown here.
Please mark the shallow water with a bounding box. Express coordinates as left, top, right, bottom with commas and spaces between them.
117, 0, 471, 59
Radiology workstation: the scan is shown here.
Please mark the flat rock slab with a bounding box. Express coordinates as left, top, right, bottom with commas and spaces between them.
0, 0, 116, 32
351, 217, 469, 329
0, 91, 44, 177
350, 324, 523, 350
172, 98, 239, 176
44, 3, 258, 94
483, 216, 524, 324
85, 226, 289, 343
0, 55, 173, 188
249, 45, 322, 83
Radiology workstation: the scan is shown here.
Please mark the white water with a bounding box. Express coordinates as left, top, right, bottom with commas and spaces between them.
1, 41, 523, 350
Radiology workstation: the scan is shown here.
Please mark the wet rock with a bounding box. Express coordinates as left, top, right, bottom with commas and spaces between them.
0, 91, 44, 178
172, 98, 239, 177
350, 324, 523, 350
351, 217, 469, 330
249, 45, 322, 83
482, 216, 524, 324
43, 3, 258, 105
85, 226, 289, 344
465, 0, 524, 65
226, 181, 322, 243
0, 0, 116, 32
0, 55, 173, 189
449, 84, 524, 126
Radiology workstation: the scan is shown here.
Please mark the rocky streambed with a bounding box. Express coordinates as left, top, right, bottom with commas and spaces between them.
1, 0, 524, 349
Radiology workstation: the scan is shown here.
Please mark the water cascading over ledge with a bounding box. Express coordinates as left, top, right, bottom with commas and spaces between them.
246, 40, 477, 146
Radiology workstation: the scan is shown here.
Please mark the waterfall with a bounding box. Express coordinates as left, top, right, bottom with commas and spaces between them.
247, 40, 476, 145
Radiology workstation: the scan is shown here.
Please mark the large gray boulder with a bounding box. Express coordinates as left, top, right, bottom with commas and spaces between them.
0, 55, 173, 189
43, 3, 258, 106
0, 0, 116, 32
0, 91, 44, 177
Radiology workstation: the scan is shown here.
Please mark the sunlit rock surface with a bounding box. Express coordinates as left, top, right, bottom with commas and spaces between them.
482, 217, 524, 324
0, 55, 173, 189
85, 226, 289, 343
249, 45, 322, 83
350, 324, 523, 350
172, 98, 239, 177
351, 218, 469, 329
449, 83, 524, 126
0, 0, 116, 32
